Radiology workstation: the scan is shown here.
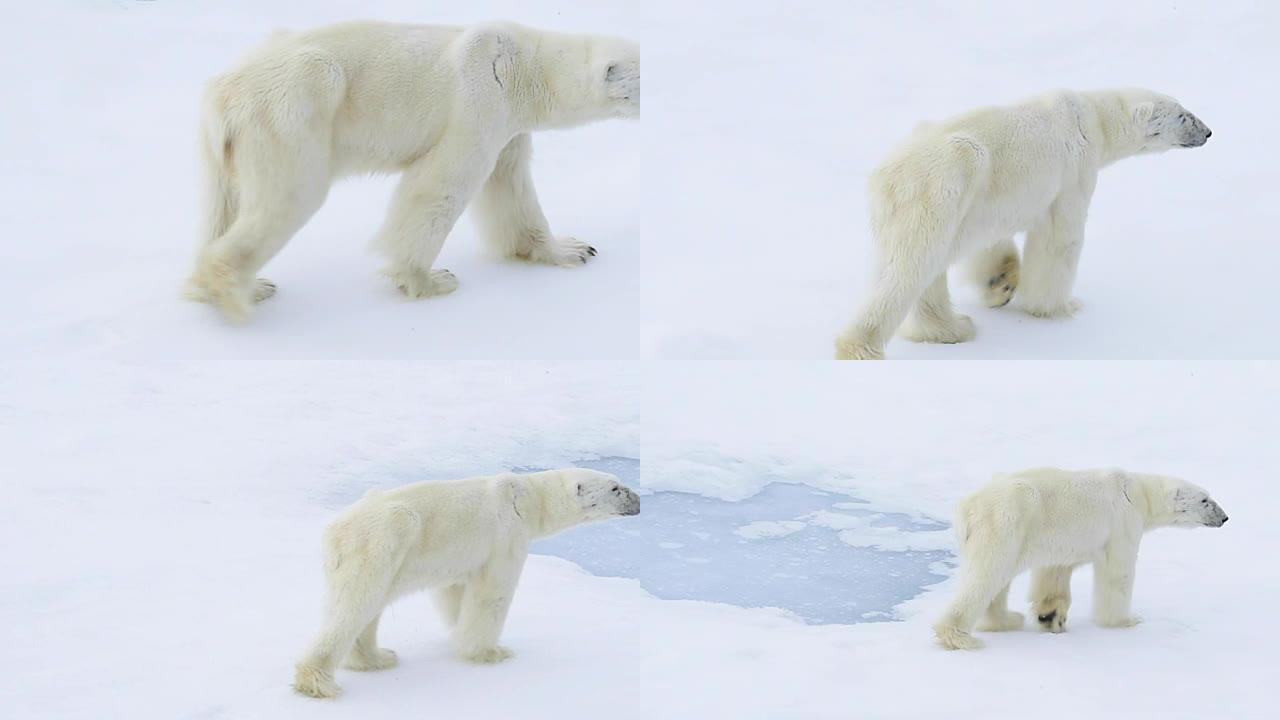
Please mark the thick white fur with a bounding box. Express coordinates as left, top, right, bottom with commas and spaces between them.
186, 20, 640, 321
293, 468, 640, 699
934, 467, 1227, 650
836, 89, 1211, 359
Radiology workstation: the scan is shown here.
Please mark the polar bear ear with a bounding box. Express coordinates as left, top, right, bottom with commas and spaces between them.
1132, 101, 1156, 126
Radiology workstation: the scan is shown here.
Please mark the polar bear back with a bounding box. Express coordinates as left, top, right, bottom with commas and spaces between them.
870, 92, 1096, 246
211, 22, 471, 175
323, 474, 528, 589
957, 468, 1142, 569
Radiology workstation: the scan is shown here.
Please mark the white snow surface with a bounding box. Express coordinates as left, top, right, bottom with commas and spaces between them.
644, 0, 1280, 359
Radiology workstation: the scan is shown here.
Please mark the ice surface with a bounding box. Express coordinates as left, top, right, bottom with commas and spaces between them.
530, 457, 953, 624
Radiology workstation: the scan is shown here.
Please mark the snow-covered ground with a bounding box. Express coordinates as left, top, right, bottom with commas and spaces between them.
644, 0, 1280, 359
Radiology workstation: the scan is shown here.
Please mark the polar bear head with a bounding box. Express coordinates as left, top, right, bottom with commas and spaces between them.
530, 31, 639, 128
571, 469, 642, 521
1155, 478, 1228, 528
1127, 91, 1212, 153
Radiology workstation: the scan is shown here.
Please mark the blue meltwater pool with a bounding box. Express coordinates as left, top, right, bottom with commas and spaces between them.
529, 457, 955, 625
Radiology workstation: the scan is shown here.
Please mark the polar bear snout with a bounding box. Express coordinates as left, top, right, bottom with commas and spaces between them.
617, 486, 641, 516
1176, 110, 1211, 147
573, 472, 641, 519
1202, 499, 1228, 527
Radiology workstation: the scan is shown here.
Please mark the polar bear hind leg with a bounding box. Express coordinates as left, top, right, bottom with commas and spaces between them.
342, 612, 399, 672
934, 510, 1023, 650
899, 274, 976, 344
1030, 565, 1073, 633
836, 135, 988, 359
192, 137, 329, 322
976, 582, 1025, 631
189, 56, 339, 322
294, 507, 419, 699
433, 584, 465, 627
473, 134, 597, 267
965, 237, 1019, 308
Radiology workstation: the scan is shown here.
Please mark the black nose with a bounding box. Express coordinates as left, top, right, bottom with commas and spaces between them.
1205, 130, 1212, 138
1221, 515, 1228, 524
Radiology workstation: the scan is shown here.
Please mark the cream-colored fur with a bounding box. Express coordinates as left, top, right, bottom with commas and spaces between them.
836, 89, 1211, 360
185, 20, 639, 321
293, 468, 640, 699
934, 467, 1227, 650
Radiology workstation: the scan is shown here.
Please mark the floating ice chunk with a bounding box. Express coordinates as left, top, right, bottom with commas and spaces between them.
837, 527, 954, 553
734, 520, 806, 539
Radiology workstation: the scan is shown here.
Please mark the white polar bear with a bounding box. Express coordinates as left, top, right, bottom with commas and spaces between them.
835, 89, 1211, 360
186, 20, 639, 321
293, 468, 640, 699
933, 467, 1227, 650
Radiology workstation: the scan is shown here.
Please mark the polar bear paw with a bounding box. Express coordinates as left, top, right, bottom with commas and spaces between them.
184, 277, 276, 305
460, 645, 514, 664
981, 259, 1019, 308
1034, 604, 1069, 633
900, 313, 976, 345
293, 664, 341, 699
1095, 614, 1143, 628
834, 333, 884, 360
1023, 297, 1083, 319
386, 267, 459, 299
977, 610, 1025, 632
343, 648, 398, 672
252, 278, 277, 303
525, 236, 597, 267
934, 624, 984, 650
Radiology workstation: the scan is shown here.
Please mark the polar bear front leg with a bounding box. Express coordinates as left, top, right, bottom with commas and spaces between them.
1029, 565, 1073, 633
1092, 543, 1143, 628
472, 134, 596, 267
965, 237, 1020, 308
452, 554, 527, 664
375, 141, 494, 299
1019, 184, 1095, 318
899, 274, 976, 345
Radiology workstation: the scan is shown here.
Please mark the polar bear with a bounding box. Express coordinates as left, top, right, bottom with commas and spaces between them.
186, 20, 640, 321
293, 468, 640, 698
933, 467, 1227, 650
835, 89, 1211, 360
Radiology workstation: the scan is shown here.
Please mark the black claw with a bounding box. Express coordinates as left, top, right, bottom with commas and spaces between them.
587, 246, 597, 256
1037, 610, 1057, 625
